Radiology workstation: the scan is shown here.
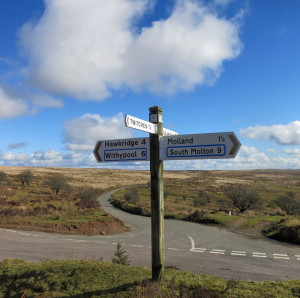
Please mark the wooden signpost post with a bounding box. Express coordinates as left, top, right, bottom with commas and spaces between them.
93, 106, 241, 281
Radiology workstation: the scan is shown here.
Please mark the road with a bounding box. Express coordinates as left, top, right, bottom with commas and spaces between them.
0, 189, 299, 281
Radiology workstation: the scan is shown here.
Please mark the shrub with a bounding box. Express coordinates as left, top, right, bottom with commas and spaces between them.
45, 175, 72, 195
77, 187, 100, 208
124, 188, 139, 204
273, 192, 300, 215
193, 191, 212, 207
225, 185, 263, 213
18, 170, 34, 187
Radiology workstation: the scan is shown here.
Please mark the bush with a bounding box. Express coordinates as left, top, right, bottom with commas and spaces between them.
45, 175, 72, 195
77, 187, 100, 208
263, 219, 300, 244
185, 210, 218, 224
18, 170, 34, 187
124, 188, 139, 204
193, 191, 212, 207
273, 192, 300, 215
225, 185, 263, 213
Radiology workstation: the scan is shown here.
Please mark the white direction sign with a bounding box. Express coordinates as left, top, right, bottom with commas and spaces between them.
125, 115, 177, 136
93, 137, 149, 163
125, 115, 156, 134
160, 132, 241, 161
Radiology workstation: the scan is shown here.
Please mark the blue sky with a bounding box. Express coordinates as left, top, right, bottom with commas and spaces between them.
0, 0, 300, 170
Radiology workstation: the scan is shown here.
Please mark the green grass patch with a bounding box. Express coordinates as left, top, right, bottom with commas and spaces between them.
263, 218, 300, 244
0, 259, 299, 297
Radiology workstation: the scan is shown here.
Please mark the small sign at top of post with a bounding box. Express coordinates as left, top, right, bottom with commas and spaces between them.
125, 114, 177, 136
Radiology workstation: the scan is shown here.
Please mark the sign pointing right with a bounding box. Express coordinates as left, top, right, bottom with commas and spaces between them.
160, 132, 241, 161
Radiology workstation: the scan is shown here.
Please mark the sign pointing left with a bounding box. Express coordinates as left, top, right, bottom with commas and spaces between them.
93, 137, 150, 163
93, 141, 102, 162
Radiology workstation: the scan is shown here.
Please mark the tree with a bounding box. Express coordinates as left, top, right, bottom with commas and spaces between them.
273, 192, 300, 215
225, 185, 263, 213
18, 170, 34, 187
111, 242, 130, 266
45, 175, 71, 195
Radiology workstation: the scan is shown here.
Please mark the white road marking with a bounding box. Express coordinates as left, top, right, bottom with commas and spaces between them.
167, 248, 179, 251
188, 236, 195, 251
130, 244, 144, 248
252, 252, 267, 258
273, 254, 290, 260
210, 249, 225, 255
231, 251, 246, 256
193, 248, 207, 252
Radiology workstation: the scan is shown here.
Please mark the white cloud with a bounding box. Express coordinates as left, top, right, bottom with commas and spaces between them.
63, 113, 133, 152
0, 86, 30, 119
1, 144, 300, 169
19, 0, 242, 100
0, 84, 63, 119
240, 121, 300, 145
284, 148, 300, 157
29, 92, 64, 109
0, 150, 89, 167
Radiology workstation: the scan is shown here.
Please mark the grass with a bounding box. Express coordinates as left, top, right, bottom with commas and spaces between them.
263, 218, 300, 244
0, 259, 299, 297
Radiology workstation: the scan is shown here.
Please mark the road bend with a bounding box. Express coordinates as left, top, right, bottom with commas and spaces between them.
0, 189, 299, 281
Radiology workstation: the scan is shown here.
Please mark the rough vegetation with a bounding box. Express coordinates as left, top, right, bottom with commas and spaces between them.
0, 259, 299, 297
111, 170, 300, 243
0, 169, 129, 235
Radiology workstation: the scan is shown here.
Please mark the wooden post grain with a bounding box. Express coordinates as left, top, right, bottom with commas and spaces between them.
149, 106, 164, 281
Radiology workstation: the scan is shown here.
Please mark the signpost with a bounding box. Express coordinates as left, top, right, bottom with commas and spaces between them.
93, 107, 241, 282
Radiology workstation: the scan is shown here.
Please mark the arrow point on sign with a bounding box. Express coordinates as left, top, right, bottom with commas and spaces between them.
229, 134, 240, 156
125, 115, 129, 127
93, 141, 102, 162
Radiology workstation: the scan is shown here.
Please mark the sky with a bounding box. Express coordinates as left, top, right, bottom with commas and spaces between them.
0, 0, 300, 170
